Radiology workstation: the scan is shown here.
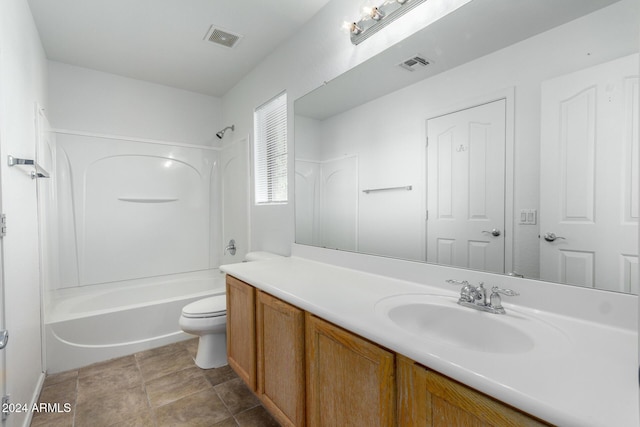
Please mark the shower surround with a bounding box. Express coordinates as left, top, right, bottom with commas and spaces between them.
41, 131, 223, 372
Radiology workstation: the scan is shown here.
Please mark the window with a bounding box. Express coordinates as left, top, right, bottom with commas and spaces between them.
254, 92, 288, 205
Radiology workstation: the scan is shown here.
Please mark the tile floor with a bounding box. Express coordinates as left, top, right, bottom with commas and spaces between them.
30, 339, 281, 427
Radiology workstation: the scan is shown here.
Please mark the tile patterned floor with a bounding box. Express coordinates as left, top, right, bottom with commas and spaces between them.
30, 339, 281, 427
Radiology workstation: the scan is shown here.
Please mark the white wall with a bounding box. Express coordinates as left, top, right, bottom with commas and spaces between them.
222, 0, 471, 256
317, 102, 425, 261
48, 61, 222, 145
0, 0, 48, 425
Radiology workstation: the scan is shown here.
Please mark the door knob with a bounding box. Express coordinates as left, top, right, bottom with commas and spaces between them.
482, 228, 501, 237
543, 232, 566, 242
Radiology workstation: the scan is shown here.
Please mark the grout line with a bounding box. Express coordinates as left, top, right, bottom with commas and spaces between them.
211, 384, 239, 426
133, 349, 157, 426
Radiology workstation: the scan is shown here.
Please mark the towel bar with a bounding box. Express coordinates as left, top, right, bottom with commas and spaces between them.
362, 185, 412, 194
7, 155, 50, 179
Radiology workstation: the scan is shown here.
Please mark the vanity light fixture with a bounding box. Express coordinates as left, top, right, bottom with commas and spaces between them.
348, 0, 427, 45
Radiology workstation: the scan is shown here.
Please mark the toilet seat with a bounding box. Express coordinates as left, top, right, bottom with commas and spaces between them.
181, 295, 226, 318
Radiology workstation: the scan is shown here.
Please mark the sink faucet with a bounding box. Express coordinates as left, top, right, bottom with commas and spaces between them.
446, 280, 519, 314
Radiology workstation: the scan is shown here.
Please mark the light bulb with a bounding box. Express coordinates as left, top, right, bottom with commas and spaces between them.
363, 6, 385, 21
370, 7, 384, 20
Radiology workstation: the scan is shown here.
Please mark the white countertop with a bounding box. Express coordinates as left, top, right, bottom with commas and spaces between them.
220, 255, 638, 427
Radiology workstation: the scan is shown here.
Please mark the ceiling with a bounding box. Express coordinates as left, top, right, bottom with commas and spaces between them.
27, 0, 333, 97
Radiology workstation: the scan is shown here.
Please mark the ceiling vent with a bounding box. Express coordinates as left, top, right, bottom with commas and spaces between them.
398, 55, 431, 72
204, 26, 242, 49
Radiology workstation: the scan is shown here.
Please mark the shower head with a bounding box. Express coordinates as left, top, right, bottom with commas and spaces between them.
216, 125, 235, 139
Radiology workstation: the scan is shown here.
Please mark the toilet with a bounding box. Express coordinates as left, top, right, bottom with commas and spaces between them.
179, 295, 227, 369
179, 251, 282, 369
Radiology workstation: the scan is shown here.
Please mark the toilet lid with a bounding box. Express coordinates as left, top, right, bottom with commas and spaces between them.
182, 295, 226, 318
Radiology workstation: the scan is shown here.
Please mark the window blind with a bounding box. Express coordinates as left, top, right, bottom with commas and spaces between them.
254, 92, 287, 205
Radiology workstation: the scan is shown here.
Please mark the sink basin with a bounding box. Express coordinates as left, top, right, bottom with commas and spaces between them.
375, 294, 567, 354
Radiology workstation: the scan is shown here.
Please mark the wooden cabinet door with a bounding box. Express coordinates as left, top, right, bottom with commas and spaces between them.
256, 291, 305, 427
226, 275, 256, 390
397, 355, 550, 427
305, 314, 395, 427
397, 355, 430, 426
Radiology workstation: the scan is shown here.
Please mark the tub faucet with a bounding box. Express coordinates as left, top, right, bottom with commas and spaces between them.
225, 239, 236, 256
446, 280, 519, 314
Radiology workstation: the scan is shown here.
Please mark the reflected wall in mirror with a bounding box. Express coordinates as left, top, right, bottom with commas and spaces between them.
294, 0, 640, 294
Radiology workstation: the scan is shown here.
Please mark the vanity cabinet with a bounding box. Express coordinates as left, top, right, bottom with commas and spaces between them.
256, 290, 306, 427
306, 314, 396, 427
397, 355, 551, 427
226, 275, 256, 390
226, 275, 395, 426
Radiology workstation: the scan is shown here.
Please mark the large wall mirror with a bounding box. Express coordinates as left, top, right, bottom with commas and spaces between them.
294, 0, 640, 294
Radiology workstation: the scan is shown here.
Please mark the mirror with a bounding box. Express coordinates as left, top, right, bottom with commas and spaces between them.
294, 0, 640, 293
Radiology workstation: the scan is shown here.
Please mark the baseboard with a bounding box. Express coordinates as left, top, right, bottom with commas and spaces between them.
21, 371, 46, 427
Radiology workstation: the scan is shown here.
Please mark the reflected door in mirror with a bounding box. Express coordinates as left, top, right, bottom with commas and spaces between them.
426, 99, 507, 273
540, 54, 639, 293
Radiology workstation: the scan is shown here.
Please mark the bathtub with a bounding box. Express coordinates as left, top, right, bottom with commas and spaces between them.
45, 269, 226, 373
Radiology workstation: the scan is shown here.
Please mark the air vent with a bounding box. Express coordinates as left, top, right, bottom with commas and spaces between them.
398, 55, 431, 72
204, 26, 242, 49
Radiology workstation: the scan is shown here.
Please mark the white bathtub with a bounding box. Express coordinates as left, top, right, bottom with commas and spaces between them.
45, 269, 226, 373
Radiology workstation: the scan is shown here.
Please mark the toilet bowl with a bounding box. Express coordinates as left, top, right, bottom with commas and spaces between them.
179, 295, 227, 369
179, 252, 283, 369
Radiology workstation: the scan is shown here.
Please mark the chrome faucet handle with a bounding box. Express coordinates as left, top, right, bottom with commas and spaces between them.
491, 286, 519, 296
489, 287, 519, 313
446, 279, 474, 302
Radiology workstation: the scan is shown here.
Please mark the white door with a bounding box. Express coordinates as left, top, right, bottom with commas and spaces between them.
0, 106, 5, 421
0, 227, 5, 420
540, 54, 639, 293
426, 99, 506, 273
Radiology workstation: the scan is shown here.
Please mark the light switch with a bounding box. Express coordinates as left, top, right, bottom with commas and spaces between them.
519, 209, 537, 225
